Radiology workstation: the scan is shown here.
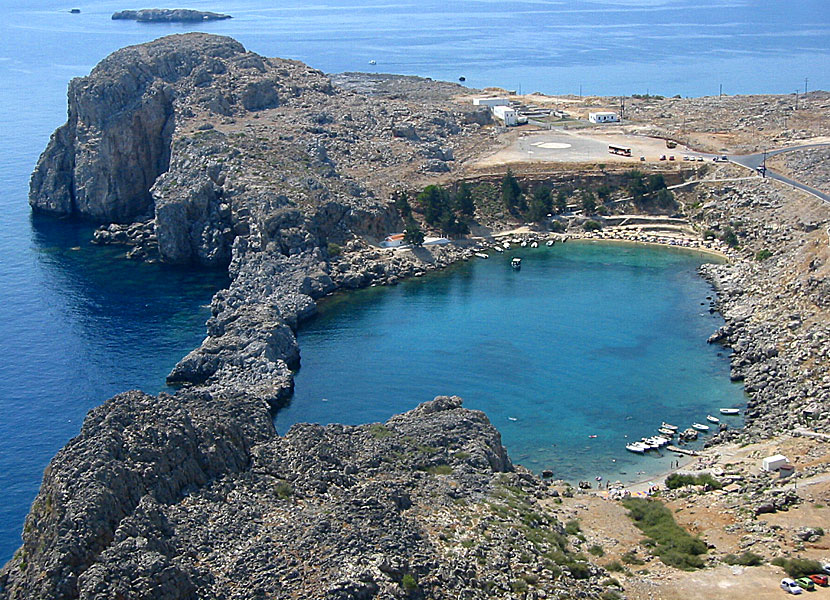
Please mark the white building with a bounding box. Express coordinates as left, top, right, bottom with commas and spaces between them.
473, 97, 510, 108
761, 454, 789, 472
493, 105, 518, 126
589, 111, 620, 124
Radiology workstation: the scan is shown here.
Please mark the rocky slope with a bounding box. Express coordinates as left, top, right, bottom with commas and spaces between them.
0, 396, 605, 599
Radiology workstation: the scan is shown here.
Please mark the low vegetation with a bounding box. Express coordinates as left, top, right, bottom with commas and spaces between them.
771, 557, 824, 578
622, 497, 707, 570
664, 472, 723, 490
723, 551, 764, 567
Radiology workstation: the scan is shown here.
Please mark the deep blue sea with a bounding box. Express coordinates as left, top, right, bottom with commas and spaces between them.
0, 0, 825, 564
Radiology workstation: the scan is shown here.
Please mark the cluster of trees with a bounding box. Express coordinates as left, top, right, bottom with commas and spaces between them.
393, 183, 475, 245
503, 169, 570, 223
625, 170, 676, 209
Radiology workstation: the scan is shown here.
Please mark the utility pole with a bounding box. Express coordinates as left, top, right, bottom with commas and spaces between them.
762, 149, 767, 178
719, 83, 723, 97
795, 90, 799, 110
805, 77, 808, 94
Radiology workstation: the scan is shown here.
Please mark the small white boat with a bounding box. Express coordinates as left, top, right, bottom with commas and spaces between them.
369, 59, 377, 65
546, 240, 555, 246
661, 422, 678, 431
503, 242, 511, 249
719, 408, 740, 415
626, 442, 647, 454
658, 427, 675, 437
474, 252, 489, 259
521, 240, 527, 247
531, 241, 538, 248
692, 422, 710, 431
511, 257, 522, 270
639, 438, 659, 450
494, 246, 504, 253
706, 415, 720, 424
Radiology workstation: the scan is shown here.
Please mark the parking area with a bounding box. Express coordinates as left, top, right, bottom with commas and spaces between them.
473, 129, 710, 167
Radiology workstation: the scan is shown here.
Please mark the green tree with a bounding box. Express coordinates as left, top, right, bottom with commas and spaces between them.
440, 212, 469, 237
526, 185, 552, 222
720, 226, 738, 248
555, 189, 570, 213
404, 218, 424, 246
502, 168, 522, 212
647, 173, 667, 192
581, 190, 597, 214
626, 170, 648, 201
455, 181, 475, 217
417, 185, 449, 226
655, 188, 676, 209
393, 190, 412, 219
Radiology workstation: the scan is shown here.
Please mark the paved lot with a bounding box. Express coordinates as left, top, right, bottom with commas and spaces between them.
474, 129, 701, 167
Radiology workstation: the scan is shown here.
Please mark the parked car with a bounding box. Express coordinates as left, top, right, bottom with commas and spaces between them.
659, 154, 667, 161
697, 156, 704, 161
808, 574, 828, 586
823, 563, 830, 575
796, 577, 815, 591
668, 155, 675, 161
781, 578, 803, 595
721, 155, 729, 161
640, 156, 646, 161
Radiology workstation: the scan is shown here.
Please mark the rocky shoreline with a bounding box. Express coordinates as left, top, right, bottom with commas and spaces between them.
6, 31, 830, 600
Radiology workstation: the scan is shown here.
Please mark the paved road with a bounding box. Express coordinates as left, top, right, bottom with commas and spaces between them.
728, 143, 830, 203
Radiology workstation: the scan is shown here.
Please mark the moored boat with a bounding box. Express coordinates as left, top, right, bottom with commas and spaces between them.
626, 442, 647, 454
546, 240, 555, 246
661, 422, 678, 431
531, 241, 538, 248
474, 252, 489, 259
706, 414, 720, 424
511, 257, 522, 270
719, 408, 740, 415
692, 422, 710, 431
658, 427, 675, 437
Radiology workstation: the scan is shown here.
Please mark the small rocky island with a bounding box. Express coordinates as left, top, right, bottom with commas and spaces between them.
112, 9, 232, 22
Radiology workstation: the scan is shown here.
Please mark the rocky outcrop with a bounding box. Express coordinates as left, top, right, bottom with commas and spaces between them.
0, 396, 603, 599
112, 9, 232, 22
29, 34, 247, 222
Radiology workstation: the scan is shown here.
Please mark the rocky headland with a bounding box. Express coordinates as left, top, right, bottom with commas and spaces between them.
8, 30, 830, 600
112, 9, 232, 23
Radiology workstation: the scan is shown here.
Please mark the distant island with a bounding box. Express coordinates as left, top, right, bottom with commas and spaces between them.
111, 9, 231, 22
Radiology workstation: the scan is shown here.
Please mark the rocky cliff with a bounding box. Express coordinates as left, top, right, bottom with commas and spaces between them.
0, 395, 604, 599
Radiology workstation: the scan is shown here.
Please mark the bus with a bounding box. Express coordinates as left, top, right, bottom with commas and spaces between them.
608, 144, 632, 157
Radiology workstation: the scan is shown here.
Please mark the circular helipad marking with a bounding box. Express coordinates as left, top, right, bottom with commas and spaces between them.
532, 142, 572, 149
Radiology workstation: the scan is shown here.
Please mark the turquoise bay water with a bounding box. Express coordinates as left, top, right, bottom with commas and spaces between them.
280, 242, 745, 482
0, 0, 818, 564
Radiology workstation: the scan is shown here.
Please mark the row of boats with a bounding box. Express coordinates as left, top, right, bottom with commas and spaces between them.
625, 408, 741, 454
474, 238, 558, 260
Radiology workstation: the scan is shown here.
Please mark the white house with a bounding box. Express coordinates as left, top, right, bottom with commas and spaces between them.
761, 454, 789, 472
473, 97, 509, 108
493, 105, 518, 126
589, 111, 620, 124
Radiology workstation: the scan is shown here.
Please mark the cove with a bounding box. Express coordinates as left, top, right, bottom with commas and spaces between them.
277, 241, 745, 483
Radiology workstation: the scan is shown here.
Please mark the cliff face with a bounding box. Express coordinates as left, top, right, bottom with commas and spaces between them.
29, 35, 249, 222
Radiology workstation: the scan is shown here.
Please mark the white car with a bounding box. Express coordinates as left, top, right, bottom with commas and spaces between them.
823, 562, 830, 575
781, 578, 803, 595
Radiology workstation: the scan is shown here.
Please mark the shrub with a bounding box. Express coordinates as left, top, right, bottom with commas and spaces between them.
583, 220, 602, 232
755, 249, 772, 261
723, 551, 764, 566
275, 481, 293, 499
600, 592, 622, 600
588, 544, 605, 557
326, 242, 341, 257
367, 423, 393, 439
401, 573, 418, 591
549, 220, 566, 233
565, 519, 581, 535
425, 464, 453, 475
771, 557, 823, 578
605, 560, 625, 572
621, 550, 644, 565
665, 473, 723, 490
720, 226, 739, 248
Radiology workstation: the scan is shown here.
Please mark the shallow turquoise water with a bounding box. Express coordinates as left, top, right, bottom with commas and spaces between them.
280, 241, 745, 482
